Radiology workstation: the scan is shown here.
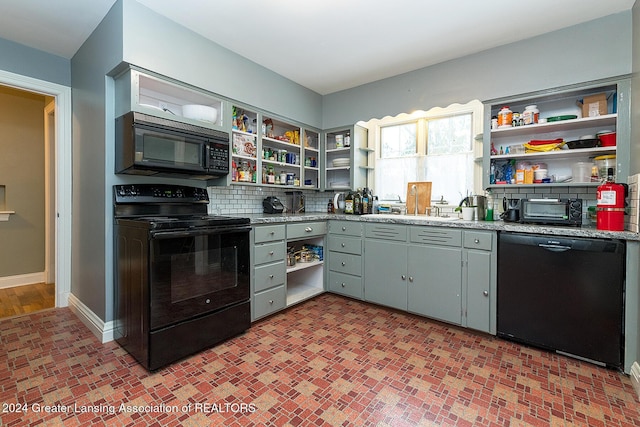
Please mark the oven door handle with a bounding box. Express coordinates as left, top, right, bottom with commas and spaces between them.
150, 226, 250, 239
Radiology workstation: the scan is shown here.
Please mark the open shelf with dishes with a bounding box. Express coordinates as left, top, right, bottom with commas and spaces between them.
322, 124, 369, 191
483, 78, 630, 189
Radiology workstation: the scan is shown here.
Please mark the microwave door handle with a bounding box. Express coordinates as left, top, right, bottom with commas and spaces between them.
204, 144, 211, 170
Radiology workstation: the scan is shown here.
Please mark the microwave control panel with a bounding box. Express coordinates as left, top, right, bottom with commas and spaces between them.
209, 141, 230, 174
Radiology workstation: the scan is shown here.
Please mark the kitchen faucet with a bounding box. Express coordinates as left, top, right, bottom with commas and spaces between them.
411, 184, 418, 216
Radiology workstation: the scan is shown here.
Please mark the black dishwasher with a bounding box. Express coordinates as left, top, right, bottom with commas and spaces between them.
497, 232, 625, 368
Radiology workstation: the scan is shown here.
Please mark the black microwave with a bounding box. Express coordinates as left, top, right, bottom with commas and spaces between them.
520, 198, 582, 226
115, 111, 229, 179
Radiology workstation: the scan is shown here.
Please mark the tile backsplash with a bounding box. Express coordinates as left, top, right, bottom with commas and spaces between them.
207, 185, 335, 215
489, 185, 597, 208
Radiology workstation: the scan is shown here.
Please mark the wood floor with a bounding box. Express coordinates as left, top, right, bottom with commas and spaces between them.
0, 282, 55, 318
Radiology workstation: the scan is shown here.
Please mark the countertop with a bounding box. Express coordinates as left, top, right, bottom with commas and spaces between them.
247, 212, 640, 241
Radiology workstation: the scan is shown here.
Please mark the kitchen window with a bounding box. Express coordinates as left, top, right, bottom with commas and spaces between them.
367, 100, 483, 205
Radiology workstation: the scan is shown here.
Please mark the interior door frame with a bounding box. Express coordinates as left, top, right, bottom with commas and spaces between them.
0, 70, 72, 307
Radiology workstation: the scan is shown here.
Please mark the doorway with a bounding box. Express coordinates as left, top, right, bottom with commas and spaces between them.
0, 70, 72, 315
0, 87, 54, 318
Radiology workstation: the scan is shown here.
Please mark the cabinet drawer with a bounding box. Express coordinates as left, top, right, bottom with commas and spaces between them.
254, 241, 286, 265
328, 236, 362, 255
328, 220, 363, 237
410, 226, 462, 247
254, 262, 286, 293
328, 253, 362, 276
328, 271, 363, 300
254, 225, 285, 243
253, 286, 286, 319
463, 231, 494, 251
365, 224, 407, 241
287, 221, 327, 240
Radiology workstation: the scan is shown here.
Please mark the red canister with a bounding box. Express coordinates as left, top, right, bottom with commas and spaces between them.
596, 175, 626, 231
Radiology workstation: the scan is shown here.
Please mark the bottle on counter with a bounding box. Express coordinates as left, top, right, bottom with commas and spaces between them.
344, 191, 354, 214
353, 189, 362, 215
362, 187, 369, 214
327, 199, 334, 213
372, 195, 379, 214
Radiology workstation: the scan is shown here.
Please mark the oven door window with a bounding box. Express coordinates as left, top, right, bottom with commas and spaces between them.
523, 202, 568, 219
149, 230, 249, 330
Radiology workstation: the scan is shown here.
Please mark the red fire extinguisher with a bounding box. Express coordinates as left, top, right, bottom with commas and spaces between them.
596, 168, 627, 231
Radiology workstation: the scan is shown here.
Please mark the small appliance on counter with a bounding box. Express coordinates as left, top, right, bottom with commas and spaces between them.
263, 196, 284, 214
286, 191, 305, 214
501, 198, 520, 222
520, 198, 582, 226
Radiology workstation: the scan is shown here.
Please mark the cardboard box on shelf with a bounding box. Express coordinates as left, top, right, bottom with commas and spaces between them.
578, 93, 607, 118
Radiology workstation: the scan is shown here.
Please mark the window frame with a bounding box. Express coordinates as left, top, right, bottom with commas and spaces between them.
365, 100, 484, 201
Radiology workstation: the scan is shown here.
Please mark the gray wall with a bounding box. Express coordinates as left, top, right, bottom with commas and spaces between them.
70, 0, 124, 320
0, 86, 46, 277
120, 0, 322, 129
0, 37, 70, 87
322, 12, 632, 129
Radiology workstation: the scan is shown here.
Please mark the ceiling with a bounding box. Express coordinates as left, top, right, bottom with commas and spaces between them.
0, 0, 635, 95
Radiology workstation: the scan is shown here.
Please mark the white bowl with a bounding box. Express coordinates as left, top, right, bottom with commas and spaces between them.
182, 104, 218, 123
332, 158, 350, 167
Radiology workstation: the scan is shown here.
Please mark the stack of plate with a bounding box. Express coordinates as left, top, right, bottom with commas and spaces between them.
332, 158, 350, 167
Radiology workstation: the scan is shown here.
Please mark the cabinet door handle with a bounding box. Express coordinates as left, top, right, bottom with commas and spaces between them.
483, 290, 489, 296
408, 276, 414, 283
341, 283, 346, 288
401, 275, 406, 280
305, 227, 313, 232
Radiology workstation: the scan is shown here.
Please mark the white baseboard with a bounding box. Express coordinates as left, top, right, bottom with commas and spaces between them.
67, 293, 115, 344
0, 272, 45, 289
631, 362, 640, 401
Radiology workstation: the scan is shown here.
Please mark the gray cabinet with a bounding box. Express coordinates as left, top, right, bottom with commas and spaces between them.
327, 220, 363, 299
407, 244, 462, 324
364, 238, 407, 309
251, 224, 286, 320
462, 230, 496, 334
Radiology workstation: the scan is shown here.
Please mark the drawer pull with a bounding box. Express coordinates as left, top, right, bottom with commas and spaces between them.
341, 261, 346, 266
269, 300, 274, 304
341, 243, 346, 247
474, 239, 480, 244
341, 283, 346, 288
342, 226, 346, 231
483, 290, 489, 297
305, 227, 313, 232
269, 274, 274, 279
270, 231, 275, 235
269, 251, 274, 255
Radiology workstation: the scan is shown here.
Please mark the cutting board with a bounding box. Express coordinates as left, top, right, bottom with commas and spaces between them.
406, 182, 432, 215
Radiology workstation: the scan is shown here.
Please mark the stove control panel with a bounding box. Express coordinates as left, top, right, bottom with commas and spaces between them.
114, 184, 210, 204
